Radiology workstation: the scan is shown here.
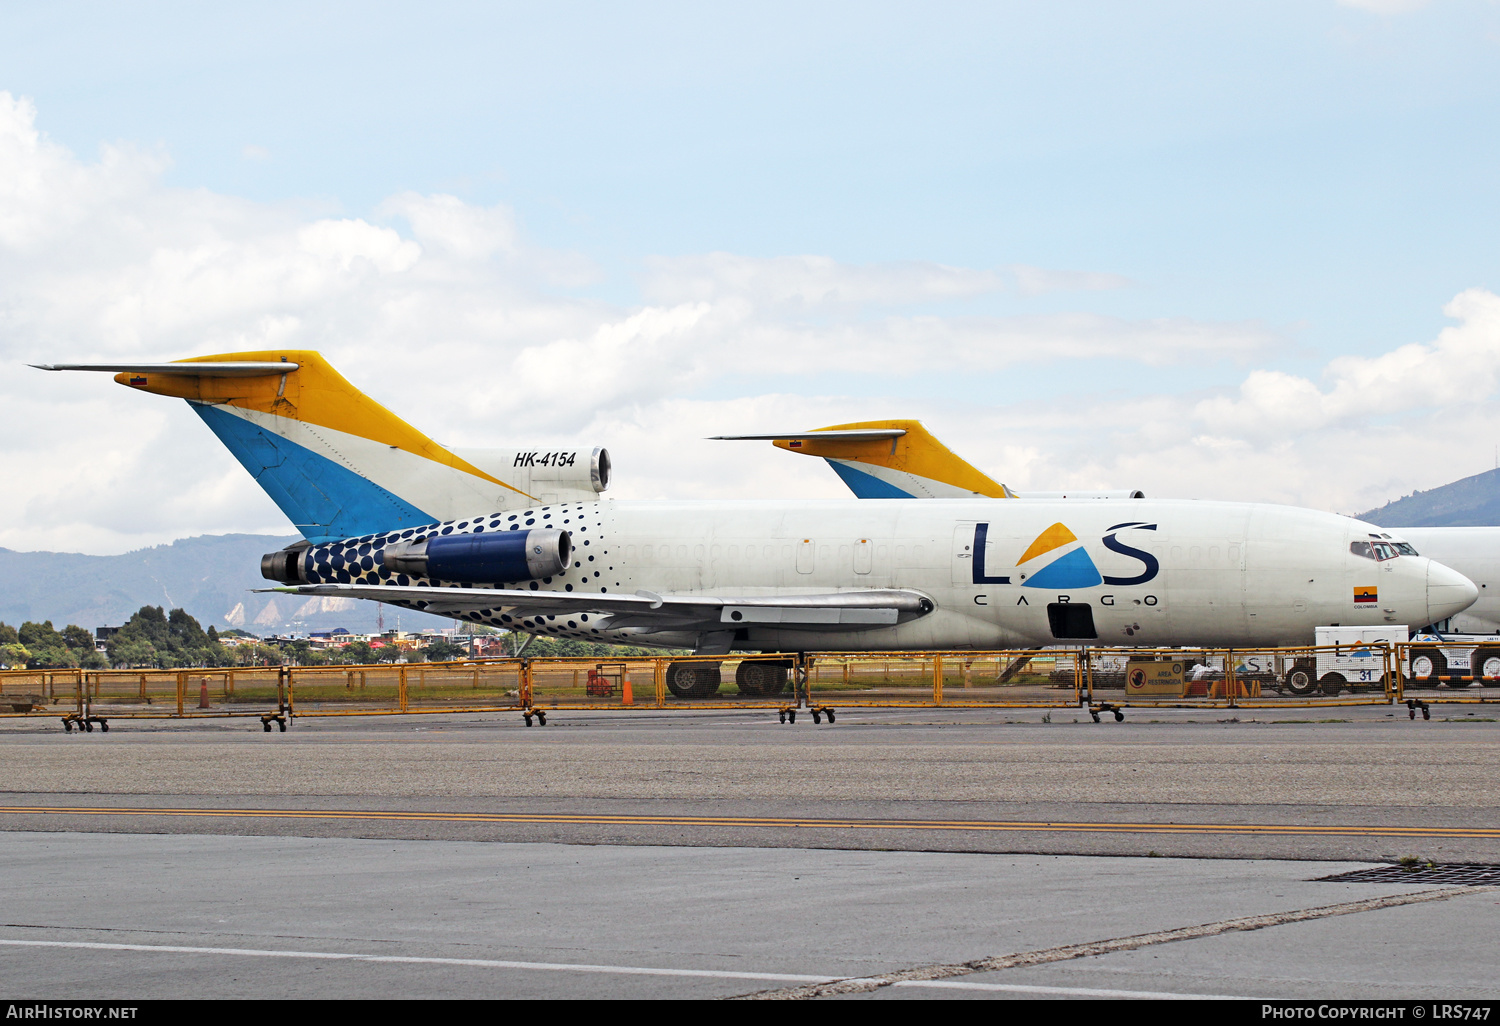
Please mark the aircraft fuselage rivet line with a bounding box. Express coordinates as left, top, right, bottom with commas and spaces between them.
738, 885, 1495, 1000
0, 807, 1497, 839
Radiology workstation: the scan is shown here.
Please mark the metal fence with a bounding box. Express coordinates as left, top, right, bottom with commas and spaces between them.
1079, 643, 1396, 713
284, 661, 525, 717
2, 640, 1468, 728
1395, 641, 1500, 710
0, 667, 291, 730
803, 651, 1083, 709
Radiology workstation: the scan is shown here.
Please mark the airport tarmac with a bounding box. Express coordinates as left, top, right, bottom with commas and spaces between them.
1, 706, 1496, 999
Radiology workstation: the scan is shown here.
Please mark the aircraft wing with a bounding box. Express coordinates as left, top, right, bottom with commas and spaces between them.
267, 583, 933, 630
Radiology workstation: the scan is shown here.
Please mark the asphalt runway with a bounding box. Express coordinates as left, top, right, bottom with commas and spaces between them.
1, 706, 1496, 999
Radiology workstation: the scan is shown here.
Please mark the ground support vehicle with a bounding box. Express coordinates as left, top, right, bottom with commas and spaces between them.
1403, 631, 1500, 691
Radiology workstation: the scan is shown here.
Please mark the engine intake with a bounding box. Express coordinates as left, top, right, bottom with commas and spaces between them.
382, 528, 571, 583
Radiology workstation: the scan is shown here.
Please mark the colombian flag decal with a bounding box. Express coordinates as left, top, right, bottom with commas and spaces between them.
1354, 586, 1377, 604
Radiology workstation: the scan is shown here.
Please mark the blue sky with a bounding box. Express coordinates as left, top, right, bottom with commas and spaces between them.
1, 1, 1499, 552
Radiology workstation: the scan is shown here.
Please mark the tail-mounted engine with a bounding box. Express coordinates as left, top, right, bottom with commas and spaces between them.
261, 528, 572, 585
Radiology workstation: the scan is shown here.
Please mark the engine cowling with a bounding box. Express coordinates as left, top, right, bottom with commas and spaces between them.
260, 527, 572, 585
383, 528, 571, 583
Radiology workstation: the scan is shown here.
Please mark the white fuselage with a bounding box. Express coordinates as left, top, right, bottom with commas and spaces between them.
346, 498, 1477, 651
1400, 527, 1500, 632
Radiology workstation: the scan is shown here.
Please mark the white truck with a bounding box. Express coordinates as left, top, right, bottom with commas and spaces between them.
1225, 627, 1405, 696
1405, 630, 1500, 689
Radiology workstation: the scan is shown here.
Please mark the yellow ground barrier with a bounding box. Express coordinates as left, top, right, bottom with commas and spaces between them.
0, 667, 292, 730
0, 642, 1418, 729
1395, 642, 1500, 710
802, 650, 1084, 709
1079, 644, 1396, 718
284, 661, 525, 717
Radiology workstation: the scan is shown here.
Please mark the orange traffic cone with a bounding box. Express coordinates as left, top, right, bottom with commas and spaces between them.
621, 674, 633, 706
198, 677, 210, 709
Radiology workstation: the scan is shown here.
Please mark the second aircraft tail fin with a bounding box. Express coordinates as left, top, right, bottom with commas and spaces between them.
711, 419, 1014, 499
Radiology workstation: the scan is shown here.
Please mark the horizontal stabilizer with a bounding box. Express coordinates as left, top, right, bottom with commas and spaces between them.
709, 429, 907, 441
32, 361, 297, 376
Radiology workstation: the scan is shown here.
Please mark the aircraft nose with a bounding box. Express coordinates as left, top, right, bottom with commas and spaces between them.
1427, 559, 1479, 625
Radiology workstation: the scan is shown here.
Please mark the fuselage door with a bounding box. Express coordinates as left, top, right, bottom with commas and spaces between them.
854, 538, 873, 575
797, 538, 815, 575
952, 524, 976, 585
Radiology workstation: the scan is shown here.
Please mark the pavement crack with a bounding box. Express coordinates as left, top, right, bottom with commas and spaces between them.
733, 884, 1494, 999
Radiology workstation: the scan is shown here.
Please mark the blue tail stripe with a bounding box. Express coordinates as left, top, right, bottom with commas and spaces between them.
191, 404, 436, 542
826, 459, 915, 499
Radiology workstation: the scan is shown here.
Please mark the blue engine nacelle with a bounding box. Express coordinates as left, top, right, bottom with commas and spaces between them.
381, 529, 571, 583
260, 528, 572, 585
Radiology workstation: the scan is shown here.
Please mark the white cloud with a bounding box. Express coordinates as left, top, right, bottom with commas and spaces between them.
640, 253, 1131, 307
2, 90, 1493, 554
241, 144, 270, 162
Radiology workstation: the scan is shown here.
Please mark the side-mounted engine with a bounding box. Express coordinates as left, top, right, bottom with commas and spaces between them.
261, 527, 571, 585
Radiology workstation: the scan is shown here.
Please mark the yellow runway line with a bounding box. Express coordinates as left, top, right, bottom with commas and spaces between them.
0, 806, 1498, 840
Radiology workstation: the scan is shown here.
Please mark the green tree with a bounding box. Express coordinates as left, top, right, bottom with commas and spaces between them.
420, 639, 468, 662
0, 623, 20, 646
106, 606, 231, 668
339, 641, 373, 664
0, 643, 31, 668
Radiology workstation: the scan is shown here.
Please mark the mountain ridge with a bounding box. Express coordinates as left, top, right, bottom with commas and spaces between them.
1355, 467, 1500, 528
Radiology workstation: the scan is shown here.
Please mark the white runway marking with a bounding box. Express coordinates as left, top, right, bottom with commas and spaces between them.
893, 979, 1249, 999
0, 937, 833, 984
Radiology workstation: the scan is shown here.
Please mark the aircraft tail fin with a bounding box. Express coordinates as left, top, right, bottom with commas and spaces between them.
711, 419, 1014, 499
36, 351, 606, 542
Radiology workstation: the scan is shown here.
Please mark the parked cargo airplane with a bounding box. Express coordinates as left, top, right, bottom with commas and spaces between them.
726, 420, 1495, 633
39, 355, 1477, 692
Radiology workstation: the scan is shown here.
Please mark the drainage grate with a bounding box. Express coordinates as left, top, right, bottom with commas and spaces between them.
1318, 864, 1500, 886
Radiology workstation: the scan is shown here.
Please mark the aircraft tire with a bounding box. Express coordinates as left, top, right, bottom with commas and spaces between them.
1319, 672, 1346, 696
666, 661, 722, 699
1472, 648, 1500, 685
736, 661, 789, 697
1285, 663, 1317, 696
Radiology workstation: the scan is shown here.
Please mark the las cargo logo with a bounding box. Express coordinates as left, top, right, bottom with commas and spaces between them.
1354, 586, 1378, 604
972, 521, 1160, 588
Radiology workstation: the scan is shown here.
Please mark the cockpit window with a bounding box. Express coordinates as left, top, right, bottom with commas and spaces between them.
1351, 540, 1400, 561
1393, 542, 1419, 556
